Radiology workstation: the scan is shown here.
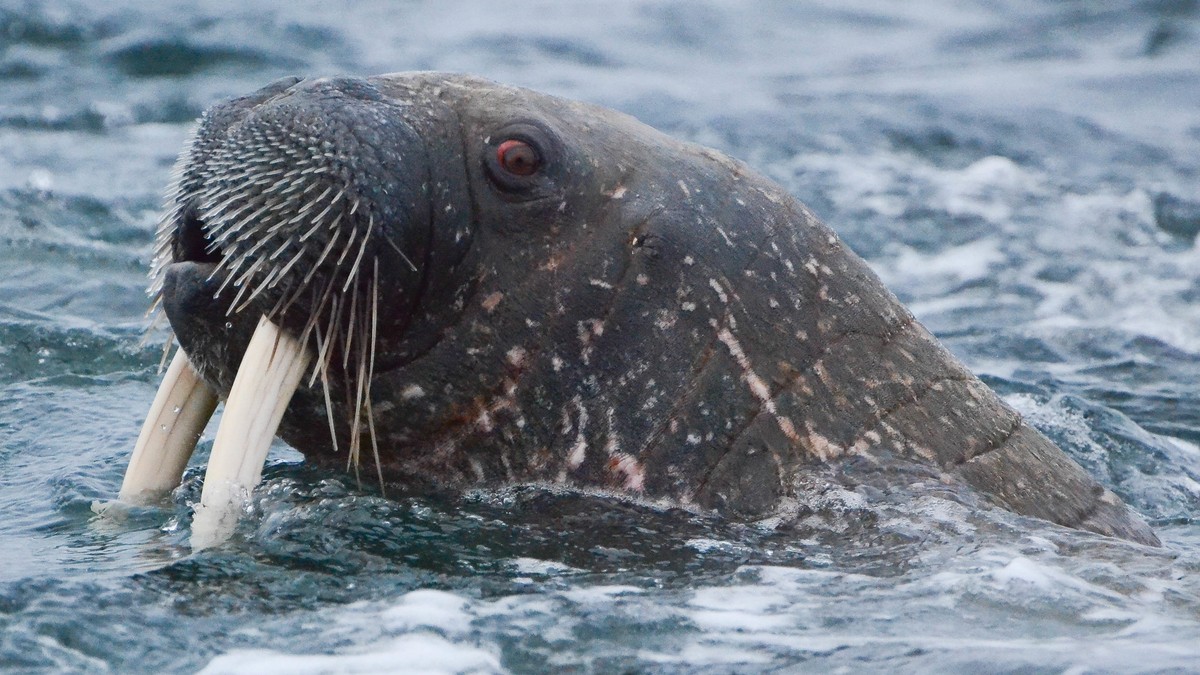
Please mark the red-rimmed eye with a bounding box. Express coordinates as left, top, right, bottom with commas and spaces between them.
496, 139, 541, 176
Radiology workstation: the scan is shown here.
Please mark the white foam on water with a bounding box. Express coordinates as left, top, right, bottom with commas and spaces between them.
880, 495, 978, 536
379, 590, 475, 634
556, 584, 644, 604
801, 139, 1200, 359
507, 557, 580, 576
200, 589, 501, 675
940, 155, 1038, 224
793, 151, 1046, 228
638, 642, 774, 666
989, 556, 1124, 600
129, 518, 1200, 673
199, 633, 502, 675
684, 536, 755, 554
687, 585, 799, 631
887, 237, 1006, 284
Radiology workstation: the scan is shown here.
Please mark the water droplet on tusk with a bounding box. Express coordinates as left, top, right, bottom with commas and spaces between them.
118, 349, 218, 504
190, 316, 312, 550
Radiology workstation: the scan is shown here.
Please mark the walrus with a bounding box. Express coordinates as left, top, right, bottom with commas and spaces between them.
116, 72, 1160, 548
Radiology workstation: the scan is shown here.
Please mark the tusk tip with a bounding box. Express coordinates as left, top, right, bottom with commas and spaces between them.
190, 485, 251, 551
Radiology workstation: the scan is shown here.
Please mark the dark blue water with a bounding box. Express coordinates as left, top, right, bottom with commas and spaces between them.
2, 1, 1199, 672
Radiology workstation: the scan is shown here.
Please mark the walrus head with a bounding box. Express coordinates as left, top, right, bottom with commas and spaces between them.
120, 73, 1160, 549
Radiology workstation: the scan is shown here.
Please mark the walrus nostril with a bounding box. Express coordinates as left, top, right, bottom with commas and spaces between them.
175, 208, 222, 264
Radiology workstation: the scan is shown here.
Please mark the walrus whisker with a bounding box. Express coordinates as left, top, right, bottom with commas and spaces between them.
299, 177, 324, 196
221, 246, 270, 295
155, 331, 173, 374
143, 300, 166, 328
342, 278, 359, 372
273, 176, 307, 198
349, 287, 375, 484
251, 166, 286, 182
219, 200, 274, 242
300, 221, 344, 287
326, 292, 344, 356
271, 248, 308, 288
366, 392, 382, 491
317, 294, 342, 382
292, 185, 334, 219
210, 255, 248, 300
344, 334, 361, 474
265, 201, 302, 225
201, 210, 252, 247
265, 285, 293, 326
267, 236, 295, 262
306, 318, 341, 458
225, 227, 285, 274
334, 219, 361, 268
194, 196, 243, 228
299, 218, 326, 242
200, 166, 252, 198
231, 214, 280, 245
258, 252, 294, 292
225, 277, 258, 316
317, 294, 349, 466
226, 255, 276, 313
294, 270, 339, 341
152, 215, 177, 253
233, 265, 283, 315
254, 157, 284, 172
368, 257, 383, 492
263, 244, 319, 308
308, 319, 327, 388
383, 235, 418, 273
349, 322, 367, 475
342, 214, 373, 293
290, 189, 341, 228
306, 191, 341, 228
137, 309, 173, 369
253, 254, 286, 288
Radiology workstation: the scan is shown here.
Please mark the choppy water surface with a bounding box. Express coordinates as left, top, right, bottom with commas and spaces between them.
2, 1, 1199, 672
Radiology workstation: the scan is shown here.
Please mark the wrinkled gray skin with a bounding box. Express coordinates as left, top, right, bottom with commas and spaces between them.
160, 72, 1159, 546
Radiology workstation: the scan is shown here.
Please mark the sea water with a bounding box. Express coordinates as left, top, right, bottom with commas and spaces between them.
1, 1, 1198, 672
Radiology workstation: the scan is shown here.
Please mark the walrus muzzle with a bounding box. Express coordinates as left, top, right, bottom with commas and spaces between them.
115, 73, 1161, 549
121, 76, 467, 547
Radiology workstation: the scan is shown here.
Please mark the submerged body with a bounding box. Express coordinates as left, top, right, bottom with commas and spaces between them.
134, 72, 1158, 546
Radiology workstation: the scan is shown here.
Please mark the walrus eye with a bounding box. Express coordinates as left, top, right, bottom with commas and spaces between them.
484, 123, 557, 197
497, 139, 541, 176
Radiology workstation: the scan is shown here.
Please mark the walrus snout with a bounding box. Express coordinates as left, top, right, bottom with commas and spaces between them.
159, 261, 254, 394
153, 76, 481, 373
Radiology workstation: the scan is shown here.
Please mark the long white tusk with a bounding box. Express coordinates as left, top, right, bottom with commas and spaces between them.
119, 349, 218, 504
190, 316, 312, 550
